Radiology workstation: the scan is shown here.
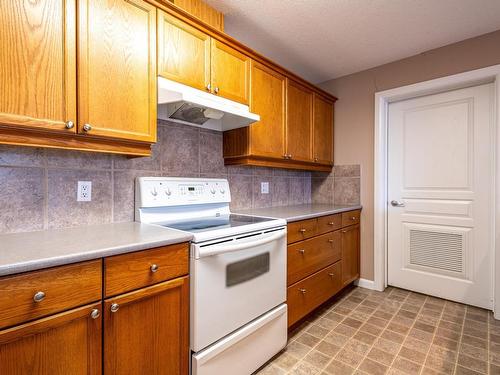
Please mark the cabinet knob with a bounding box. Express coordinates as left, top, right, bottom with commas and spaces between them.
90, 309, 100, 319
299, 228, 307, 233
314, 157, 318, 162
33, 291, 45, 303
298, 249, 305, 255
341, 230, 347, 233
214, 86, 219, 94
83, 123, 92, 132
110, 303, 120, 313
150, 264, 159, 273
328, 239, 334, 243
351, 216, 357, 221
65, 121, 74, 129
328, 273, 335, 277
206, 83, 211, 91
283, 154, 288, 159
299, 288, 307, 294
328, 222, 335, 225
288, 154, 293, 159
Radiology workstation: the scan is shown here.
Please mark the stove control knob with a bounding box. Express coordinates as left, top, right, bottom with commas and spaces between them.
165, 188, 172, 196
150, 188, 158, 197
210, 188, 216, 194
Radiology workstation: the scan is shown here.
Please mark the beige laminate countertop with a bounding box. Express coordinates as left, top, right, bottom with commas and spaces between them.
0, 222, 192, 277
234, 204, 362, 223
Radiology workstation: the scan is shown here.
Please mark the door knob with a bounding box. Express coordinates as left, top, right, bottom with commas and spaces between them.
390, 200, 405, 207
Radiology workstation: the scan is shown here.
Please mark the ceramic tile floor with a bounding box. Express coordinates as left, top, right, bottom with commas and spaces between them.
255, 286, 500, 375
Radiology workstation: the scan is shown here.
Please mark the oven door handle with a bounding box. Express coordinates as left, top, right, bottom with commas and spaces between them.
198, 230, 285, 258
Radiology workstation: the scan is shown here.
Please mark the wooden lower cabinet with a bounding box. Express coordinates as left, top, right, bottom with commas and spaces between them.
104, 276, 189, 375
287, 232, 341, 285
342, 224, 360, 285
0, 302, 102, 375
287, 262, 342, 326
0, 243, 190, 374
286, 210, 360, 327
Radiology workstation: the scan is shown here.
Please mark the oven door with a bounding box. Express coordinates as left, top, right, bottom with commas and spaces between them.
191, 227, 287, 352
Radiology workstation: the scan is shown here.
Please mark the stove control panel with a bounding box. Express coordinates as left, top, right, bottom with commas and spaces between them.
136, 177, 231, 207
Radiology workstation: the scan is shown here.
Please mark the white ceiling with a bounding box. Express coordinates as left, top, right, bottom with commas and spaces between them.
205, 0, 500, 83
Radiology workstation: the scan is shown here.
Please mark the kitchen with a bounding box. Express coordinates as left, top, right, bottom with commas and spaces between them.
0, 1, 499, 374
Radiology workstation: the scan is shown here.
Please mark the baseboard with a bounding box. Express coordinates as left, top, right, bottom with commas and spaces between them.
354, 278, 377, 290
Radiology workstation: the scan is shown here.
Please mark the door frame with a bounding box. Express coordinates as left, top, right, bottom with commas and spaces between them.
374, 64, 500, 318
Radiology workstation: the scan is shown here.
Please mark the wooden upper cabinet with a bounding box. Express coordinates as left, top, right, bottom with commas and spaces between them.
248, 61, 286, 159
286, 79, 313, 163
158, 10, 211, 92
104, 277, 189, 375
0, 0, 77, 133
0, 303, 102, 375
78, 0, 157, 142
169, 0, 225, 32
313, 94, 334, 165
211, 39, 250, 105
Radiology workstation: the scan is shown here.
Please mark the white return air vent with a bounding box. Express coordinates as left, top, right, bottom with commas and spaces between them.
407, 228, 466, 277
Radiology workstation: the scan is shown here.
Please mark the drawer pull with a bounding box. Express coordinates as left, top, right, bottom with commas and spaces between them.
150, 264, 159, 273
298, 249, 306, 254
328, 273, 335, 277
110, 303, 120, 313
299, 288, 307, 294
299, 228, 307, 233
341, 230, 347, 233
33, 291, 45, 303
328, 239, 334, 243
351, 216, 357, 221
328, 222, 335, 225
90, 309, 100, 319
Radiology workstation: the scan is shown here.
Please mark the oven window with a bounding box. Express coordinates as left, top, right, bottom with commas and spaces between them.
226, 253, 270, 287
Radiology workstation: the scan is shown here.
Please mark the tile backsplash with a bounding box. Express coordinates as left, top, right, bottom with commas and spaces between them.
0, 120, 359, 234
311, 164, 361, 206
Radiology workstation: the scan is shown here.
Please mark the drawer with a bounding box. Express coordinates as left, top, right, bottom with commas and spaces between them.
104, 242, 189, 297
287, 232, 341, 285
287, 262, 342, 327
287, 218, 317, 244
342, 210, 360, 227
0, 260, 102, 329
317, 214, 342, 235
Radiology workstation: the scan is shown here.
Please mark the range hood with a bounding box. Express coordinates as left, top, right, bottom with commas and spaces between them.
157, 77, 260, 131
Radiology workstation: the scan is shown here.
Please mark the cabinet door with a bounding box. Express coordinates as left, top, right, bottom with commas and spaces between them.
78, 0, 157, 142
286, 80, 313, 162
104, 276, 189, 375
313, 94, 334, 165
248, 61, 286, 159
341, 224, 360, 285
210, 39, 250, 105
0, 303, 102, 375
0, 0, 76, 133
158, 10, 211, 92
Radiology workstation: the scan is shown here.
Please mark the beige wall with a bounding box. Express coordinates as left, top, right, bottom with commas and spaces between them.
319, 30, 500, 281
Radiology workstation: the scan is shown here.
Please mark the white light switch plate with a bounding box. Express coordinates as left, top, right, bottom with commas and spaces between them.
77, 181, 92, 202
261, 182, 269, 194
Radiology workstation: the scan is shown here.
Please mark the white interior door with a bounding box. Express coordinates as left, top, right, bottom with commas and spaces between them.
387, 83, 494, 309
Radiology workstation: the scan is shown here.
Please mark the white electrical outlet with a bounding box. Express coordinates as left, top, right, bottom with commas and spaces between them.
77, 181, 92, 202
261, 181, 269, 194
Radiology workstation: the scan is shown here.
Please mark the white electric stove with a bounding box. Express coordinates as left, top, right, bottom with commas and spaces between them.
135, 177, 288, 375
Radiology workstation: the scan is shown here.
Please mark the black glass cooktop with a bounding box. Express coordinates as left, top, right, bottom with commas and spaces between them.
164, 214, 273, 233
